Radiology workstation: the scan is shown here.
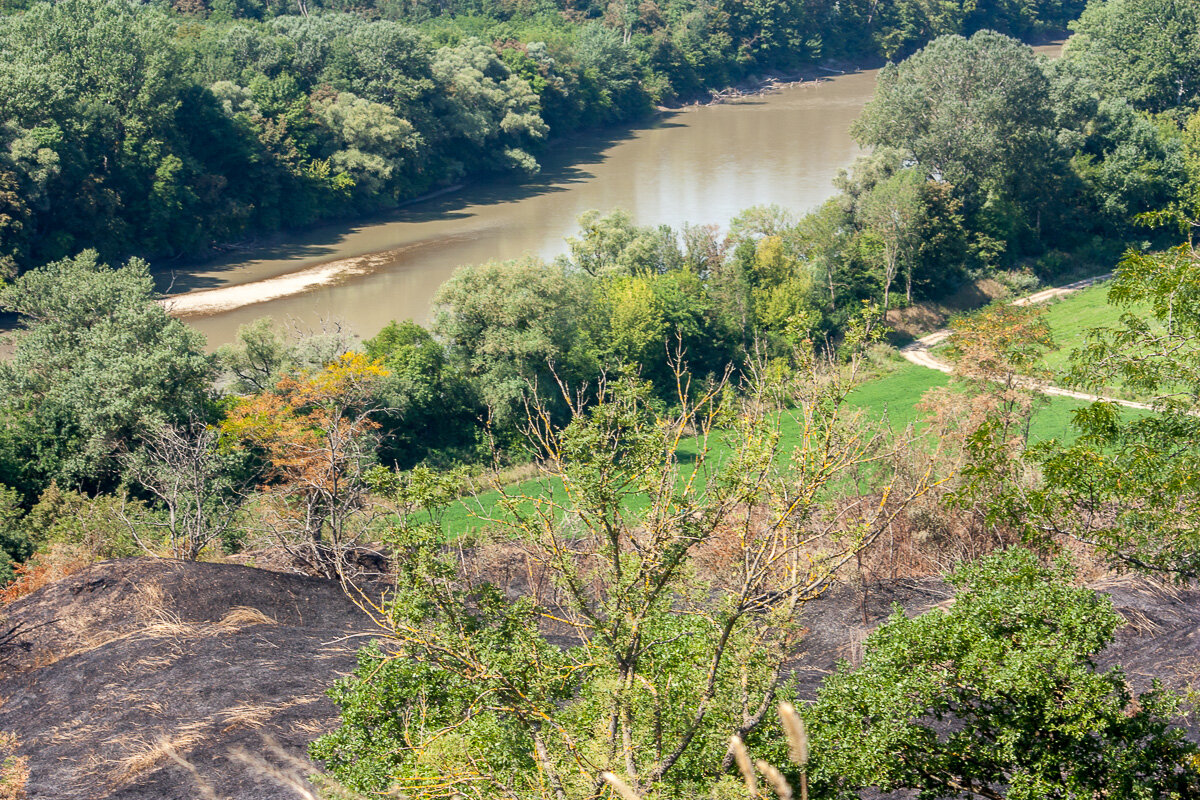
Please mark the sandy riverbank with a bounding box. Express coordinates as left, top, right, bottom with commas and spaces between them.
161, 246, 413, 317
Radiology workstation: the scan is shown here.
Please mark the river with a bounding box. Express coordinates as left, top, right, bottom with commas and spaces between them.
168, 42, 1060, 347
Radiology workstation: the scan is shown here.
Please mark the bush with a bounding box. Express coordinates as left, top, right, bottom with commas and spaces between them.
809, 548, 1200, 800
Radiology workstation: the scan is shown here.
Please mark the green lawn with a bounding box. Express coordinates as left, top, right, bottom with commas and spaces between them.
1034, 281, 1159, 400
1037, 283, 1118, 379
438, 363, 1095, 537
931, 280, 1145, 398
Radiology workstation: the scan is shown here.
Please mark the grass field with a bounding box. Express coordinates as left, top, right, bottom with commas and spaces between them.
1034, 280, 1161, 400
1037, 282, 1118, 378
931, 279, 1142, 396
438, 362, 1095, 537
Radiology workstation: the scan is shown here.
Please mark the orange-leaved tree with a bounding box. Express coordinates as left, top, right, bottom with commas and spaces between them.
222, 352, 389, 578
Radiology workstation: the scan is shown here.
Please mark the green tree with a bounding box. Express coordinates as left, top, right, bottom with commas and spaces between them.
0, 486, 32, 585
433, 257, 596, 427
364, 320, 482, 468
852, 32, 1060, 220
1023, 243, 1200, 579
810, 548, 1199, 800
0, 252, 214, 494
313, 320, 938, 799
1065, 0, 1200, 115
855, 169, 925, 310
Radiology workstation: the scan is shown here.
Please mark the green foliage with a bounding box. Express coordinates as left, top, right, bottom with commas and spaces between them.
0, 252, 214, 495
1024, 243, 1200, 579
364, 320, 482, 467
1065, 0, 1200, 115
0, 486, 32, 584
810, 548, 1199, 800
314, 330, 934, 798
432, 256, 596, 427
853, 31, 1060, 221
20, 482, 144, 560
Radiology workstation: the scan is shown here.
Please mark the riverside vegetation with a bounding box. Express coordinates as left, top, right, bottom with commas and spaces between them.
6, 0, 1200, 797
0, 0, 1087, 276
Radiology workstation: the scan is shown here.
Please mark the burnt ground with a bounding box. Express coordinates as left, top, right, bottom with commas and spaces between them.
0, 559, 381, 799
1, 560, 1199, 799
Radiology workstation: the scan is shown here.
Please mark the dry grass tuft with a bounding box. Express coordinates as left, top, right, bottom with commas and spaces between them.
109, 725, 209, 786
779, 702, 809, 767
51, 589, 280, 668
730, 735, 758, 797
0, 732, 28, 800
221, 703, 280, 734
602, 772, 642, 800
221, 694, 325, 734
0, 545, 90, 606
219, 606, 278, 630
288, 715, 337, 737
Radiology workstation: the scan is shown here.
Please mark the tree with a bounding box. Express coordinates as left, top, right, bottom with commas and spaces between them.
946, 301, 1055, 439
810, 548, 1199, 800
118, 420, 247, 560
851, 32, 1060, 218
1021, 243, 1200, 579
433, 257, 596, 427
0, 487, 32, 585
855, 170, 924, 310
221, 352, 388, 577
364, 320, 482, 468
0, 251, 213, 494
1064, 0, 1200, 115
312, 314, 941, 799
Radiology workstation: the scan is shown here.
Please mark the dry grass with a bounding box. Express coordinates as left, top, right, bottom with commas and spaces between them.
108, 723, 209, 787
219, 606, 278, 630
0, 733, 27, 800
288, 715, 338, 737
220, 695, 320, 734
40, 582, 281, 669
221, 703, 283, 734
0, 544, 90, 606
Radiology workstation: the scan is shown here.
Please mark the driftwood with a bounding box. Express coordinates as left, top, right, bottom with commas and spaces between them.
704, 76, 824, 105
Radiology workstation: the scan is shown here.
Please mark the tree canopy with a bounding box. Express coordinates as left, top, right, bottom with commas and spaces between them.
810, 548, 1198, 800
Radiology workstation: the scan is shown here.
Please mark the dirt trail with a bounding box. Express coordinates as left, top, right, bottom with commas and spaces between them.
898, 273, 1154, 411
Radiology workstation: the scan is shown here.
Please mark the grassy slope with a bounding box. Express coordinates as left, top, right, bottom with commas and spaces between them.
1038, 283, 1117, 378
440, 362, 1091, 536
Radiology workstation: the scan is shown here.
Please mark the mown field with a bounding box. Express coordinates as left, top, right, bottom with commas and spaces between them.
438, 360, 1095, 536
1038, 282, 1117, 378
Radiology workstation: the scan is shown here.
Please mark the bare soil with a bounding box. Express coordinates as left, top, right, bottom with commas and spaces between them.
1, 559, 1197, 799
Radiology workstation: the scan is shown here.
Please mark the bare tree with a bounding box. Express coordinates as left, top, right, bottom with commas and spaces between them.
120, 419, 246, 560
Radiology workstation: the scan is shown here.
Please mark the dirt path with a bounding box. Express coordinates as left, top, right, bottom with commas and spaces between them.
898, 273, 1154, 412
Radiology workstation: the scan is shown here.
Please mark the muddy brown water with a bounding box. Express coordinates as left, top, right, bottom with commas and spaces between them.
168, 69, 877, 347
165, 43, 1061, 348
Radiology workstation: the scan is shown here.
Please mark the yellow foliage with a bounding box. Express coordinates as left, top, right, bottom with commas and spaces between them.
604, 274, 667, 364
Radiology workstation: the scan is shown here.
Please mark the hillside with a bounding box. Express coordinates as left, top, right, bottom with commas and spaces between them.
1, 559, 1197, 799
0, 560, 378, 800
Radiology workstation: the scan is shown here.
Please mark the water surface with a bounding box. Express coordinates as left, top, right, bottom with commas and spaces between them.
176, 40, 1064, 346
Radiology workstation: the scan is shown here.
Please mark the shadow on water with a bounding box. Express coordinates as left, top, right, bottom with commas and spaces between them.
154, 112, 682, 295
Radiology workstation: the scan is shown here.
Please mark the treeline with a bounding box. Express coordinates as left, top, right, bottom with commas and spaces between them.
2, 0, 1199, 527
0, 0, 1085, 276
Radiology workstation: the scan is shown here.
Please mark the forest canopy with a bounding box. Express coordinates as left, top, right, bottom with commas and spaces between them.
0, 0, 1086, 275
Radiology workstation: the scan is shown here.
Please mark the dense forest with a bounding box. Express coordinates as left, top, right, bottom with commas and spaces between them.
6, 0, 1200, 796
0, 0, 1089, 274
